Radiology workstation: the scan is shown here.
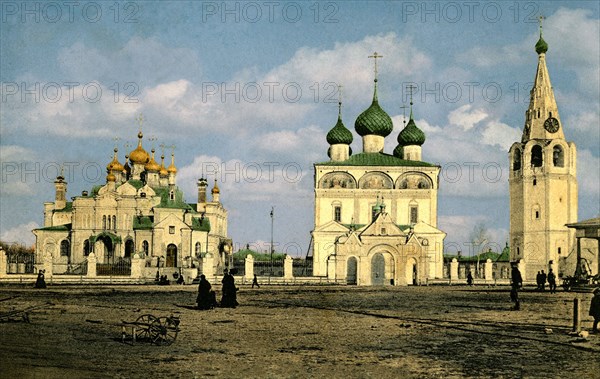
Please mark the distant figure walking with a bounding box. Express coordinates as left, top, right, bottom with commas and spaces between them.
540, 270, 547, 291
252, 274, 260, 289
590, 288, 600, 333
34, 270, 46, 289
196, 275, 217, 310
547, 269, 557, 294
466, 271, 474, 286
220, 270, 238, 308
510, 265, 523, 310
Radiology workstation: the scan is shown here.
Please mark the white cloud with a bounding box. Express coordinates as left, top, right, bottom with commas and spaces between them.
480, 121, 522, 151
0, 221, 39, 246
0, 145, 36, 162
448, 104, 488, 131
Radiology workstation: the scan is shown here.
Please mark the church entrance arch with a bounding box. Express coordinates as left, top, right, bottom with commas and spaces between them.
124, 239, 134, 258
95, 236, 114, 264
166, 244, 177, 267
371, 253, 385, 285
406, 258, 418, 285
347, 257, 357, 285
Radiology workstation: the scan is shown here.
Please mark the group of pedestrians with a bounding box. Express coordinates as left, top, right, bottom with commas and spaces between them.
196, 270, 257, 310
535, 269, 557, 293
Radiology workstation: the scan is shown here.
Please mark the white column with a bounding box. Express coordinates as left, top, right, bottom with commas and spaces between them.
87, 253, 97, 278
0, 249, 6, 278
130, 253, 143, 279
327, 255, 337, 281
203, 253, 215, 279
484, 259, 493, 282
245, 254, 254, 281
450, 258, 459, 283
284, 255, 294, 280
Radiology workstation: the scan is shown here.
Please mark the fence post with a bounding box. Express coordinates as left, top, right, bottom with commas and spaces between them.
245, 254, 254, 282
0, 248, 6, 278
284, 255, 294, 280
203, 253, 215, 279
484, 259, 493, 283
572, 298, 581, 333
130, 253, 143, 279
450, 258, 458, 284
87, 253, 97, 278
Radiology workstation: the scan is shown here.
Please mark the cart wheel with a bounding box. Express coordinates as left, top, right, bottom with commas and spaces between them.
135, 314, 158, 341
149, 316, 179, 346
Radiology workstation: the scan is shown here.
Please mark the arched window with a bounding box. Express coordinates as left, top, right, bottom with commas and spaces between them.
334, 206, 341, 222
531, 145, 543, 167
83, 240, 90, 256
552, 145, 564, 167
107, 216, 111, 230
513, 149, 521, 171
60, 239, 70, 256
124, 239, 134, 258
410, 206, 418, 224
169, 190, 175, 200
102, 215, 107, 230
112, 215, 117, 230
142, 240, 149, 255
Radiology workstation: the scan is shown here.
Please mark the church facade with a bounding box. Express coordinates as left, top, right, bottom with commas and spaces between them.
312, 60, 446, 286
508, 27, 579, 279
33, 126, 231, 274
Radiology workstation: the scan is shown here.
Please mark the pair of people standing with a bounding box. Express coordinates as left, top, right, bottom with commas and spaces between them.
196, 270, 238, 309
535, 269, 557, 293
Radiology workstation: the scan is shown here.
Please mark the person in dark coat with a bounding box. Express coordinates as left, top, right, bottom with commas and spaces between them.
34, 270, 46, 289
536, 271, 542, 291
220, 270, 238, 308
547, 269, 557, 294
252, 274, 260, 289
540, 270, 547, 291
510, 265, 523, 310
466, 271, 474, 286
590, 288, 600, 333
196, 275, 217, 310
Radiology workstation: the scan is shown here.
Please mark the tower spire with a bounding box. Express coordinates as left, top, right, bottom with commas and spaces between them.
368, 52, 383, 102
337, 84, 343, 120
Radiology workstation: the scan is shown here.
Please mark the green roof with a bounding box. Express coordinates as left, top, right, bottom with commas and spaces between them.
36, 223, 72, 231
326, 113, 353, 145
133, 216, 154, 230
397, 117, 426, 146
127, 179, 144, 190
354, 81, 393, 137
535, 36, 548, 54
53, 202, 73, 213
154, 187, 194, 210
316, 152, 435, 167
191, 217, 210, 232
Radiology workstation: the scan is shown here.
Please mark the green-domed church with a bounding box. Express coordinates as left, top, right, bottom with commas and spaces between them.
312, 54, 446, 285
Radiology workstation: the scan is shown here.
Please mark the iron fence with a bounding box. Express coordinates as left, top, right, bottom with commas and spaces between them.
97, 257, 131, 276
6, 252, 36, 274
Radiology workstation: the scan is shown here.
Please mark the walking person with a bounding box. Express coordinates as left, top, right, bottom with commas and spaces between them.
34, 270, 46, 289
252, 274, 260, 289
220, 270, 238, 308
466, 271, 474, 286
590, 288, 600, 333
547, 269, 557, 294
510, 264, 523, 310
196, 275, 217, 310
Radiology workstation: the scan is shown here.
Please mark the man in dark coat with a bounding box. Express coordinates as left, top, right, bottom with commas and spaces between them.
220, 270, 238, 308
34, 270, 46, 289
197, 275, 216, 310
547, 269, 557, 294
590, 288, 600, 333
511, 265, 523, 310
540, 270, 547, 291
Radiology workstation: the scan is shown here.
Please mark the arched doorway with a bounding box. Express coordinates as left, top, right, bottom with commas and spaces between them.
371, 253, 385, 285
95, 236, 114, 264
124, 239, 134, 258
166, 244, 177, 267
406, 258, 418, 285
347, 257, 357, 285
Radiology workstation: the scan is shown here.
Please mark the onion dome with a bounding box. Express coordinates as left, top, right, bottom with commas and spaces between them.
393, 144, 403, 158
145, 149, 161, 172
354, 80, 393, 137
326, 103, 353, 145
129, 131, 150, 165
106, 172, 116, 182
535, 35, 548, 55
397, 115, 426, 146
167, 153, 177, 174
107, 148, 124, 172
211, 179, 220, 194
159, 154, 168, 177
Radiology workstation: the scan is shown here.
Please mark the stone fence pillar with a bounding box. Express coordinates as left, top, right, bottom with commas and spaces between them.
44, 253, 53, 278
245, 254, 254, 281
450, 258, 458, 283
87, 253, 97, 278
484, 259, 493, 282
327, 255, 336, 281
284, 255, 294, 280
130, 253, 144, 279
0, 249, 6, 278
203, 253, 215, 279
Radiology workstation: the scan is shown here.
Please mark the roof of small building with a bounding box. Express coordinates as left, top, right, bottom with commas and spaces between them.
316, 152, 436, 167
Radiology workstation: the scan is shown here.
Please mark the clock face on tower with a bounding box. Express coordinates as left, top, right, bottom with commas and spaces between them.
544, 117, 560, 133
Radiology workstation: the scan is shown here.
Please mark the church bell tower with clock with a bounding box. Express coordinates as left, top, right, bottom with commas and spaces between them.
508, 19, 578, 280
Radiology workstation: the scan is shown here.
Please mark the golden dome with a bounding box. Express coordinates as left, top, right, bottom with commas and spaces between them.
159, 154, 168, 177
107, 148, 124, 172
106, 172, 116, 182
167, 153, 177, 174
211, 179, 220, 194
145, 149, 161, 172
129, 132, 149, 165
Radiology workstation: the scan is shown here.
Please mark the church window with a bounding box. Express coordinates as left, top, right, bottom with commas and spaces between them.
535, 211, 539, 219
169, 226, 175, 234
60, 239, 70, 256
418, 179, 430, 189
83, 240, 90, 256
558, 247, 561, 255
142, 240, 149, 255
334, 206, 341, 222
112, 216, 117, 230
102, 215, 107, 230
513, 149, 521, 171
533, 178, 537, 186
169, 190, 174, 200
410, 206, 418, 224
107, 216, 111, 230
140, 192, 146, 198
399, 179, 408, 189
537, 109, 540, 118
531, 145, 543, 167
381, 228, 386, 235
552, 146, 564, 167
124, 239, 134, 258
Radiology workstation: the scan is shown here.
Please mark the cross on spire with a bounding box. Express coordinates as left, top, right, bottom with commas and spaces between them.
149, 135, 157, 149
368, 52, 383, 81
399, 104, 409, 126
539, 14, 545, 36
337, 84, 343, 116
406, 84, 417, 118
113, 136, 120, 149
136, 113, 144, 131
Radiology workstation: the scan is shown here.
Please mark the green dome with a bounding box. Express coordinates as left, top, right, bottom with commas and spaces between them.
326, 115, 353, 145
354, 81, 393, 137
393, 144, 403, 158
535, 36, 548, 54
397, 117, 426, 146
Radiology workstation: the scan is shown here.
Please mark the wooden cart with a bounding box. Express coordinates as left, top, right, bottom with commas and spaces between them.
117, 314, 180, 345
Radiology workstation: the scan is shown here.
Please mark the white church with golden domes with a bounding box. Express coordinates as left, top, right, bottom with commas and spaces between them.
33, 122, 231, 276
312, 55, 446, 286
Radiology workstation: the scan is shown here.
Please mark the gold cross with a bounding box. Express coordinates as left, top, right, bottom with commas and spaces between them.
368, 52, 383, 79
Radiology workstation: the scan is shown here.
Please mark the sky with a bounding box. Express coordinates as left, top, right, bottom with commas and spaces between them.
1, 1, 599, 257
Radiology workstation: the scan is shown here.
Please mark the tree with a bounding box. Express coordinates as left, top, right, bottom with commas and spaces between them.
468, 222, 491, 275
